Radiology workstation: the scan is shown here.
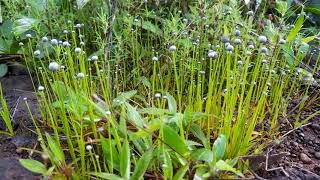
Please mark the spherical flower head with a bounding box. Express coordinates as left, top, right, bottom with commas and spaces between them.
34, 50, 41, 56
234, 38, 242, 45
221, 35, 230, 43
74, 24, 81, 28
246, 51, 252, 55
19, 42, 24, 46
279, 39, 286, 44
248, 44, 254, 49
48, 62, 60, 71
42, 36, 48, 42
207, 50, 218, 59
237, 61, 243, 65
51, 39, 58, 45
91, 55, 98, 61
234, 30, 241, 36
26, 34, 32, 38
152, 56, 158, 61
86, 145, 93, 151
38, 85, 45, 91
75, 47, 81, 53
258, 35, 268, 44
154, 93, 161, 98
169, 45, 177, 52
80, 42, 85, 46
261, 47, 268, 53
226, 44, 234, 52
77, 72, 85, 79
63, 30, 69, 34
62, 41, 70, 47
105, 111, 111, 115
247, 11, 254, 16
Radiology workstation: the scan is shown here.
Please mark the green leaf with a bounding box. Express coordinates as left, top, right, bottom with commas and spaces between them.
163, 150, 173, 179
112, 90, 137, 107
120, 140, 130, 179
19, 159, 47, 174
0, 64, 8, 78
100, 136, 120, 170
281, 44, 295, 66
191, 148, 213, 163
12, 17, 39, 36
139, 108, 168, 115
163, 125, 189, 156
125, 102, 145, 128
77, 0, 90, 9
297, 42, 309, 60
190, 124, 207, 147
91, 172, 126, 180
132, 148, 154, 180
215, 160, 244, 177
287, 14, 304, 43
212, 134, 226, 160
172, 164, 189, 180
166, 93, 177, 113
45, 133, 65, 164
133, 21, 162, 36
140, 76, 151, 88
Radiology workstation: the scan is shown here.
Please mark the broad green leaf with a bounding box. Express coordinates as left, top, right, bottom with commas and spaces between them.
287, 14, 304, 43
91, 173, 125, 180
190, 124, 207, 147
303, 36, 317, 43
120, 140, 130, 179
173, 164, 189, 180
100, 136, 120, 170
276, 0, 287, 16
305, 7, 320, 15
19, 159, 47, 174
112, 90, 137, 107
139, 108, 168, 115
0, 64, 8, 78
281, 44, 295, 65
132, 148, 154, 180
140, 76, 151, 88
212, 134, 226, 160
191, 148, 213, 163
215, 160, 244, 177
45, 133, 65, 164
163, 150, 173, 179
163, 125, 189, 156
166, 92, 177, 113
297, 42, 309, 60
12, 17, 39, 36
125, 102, 144, 128
133, 21, 162, 36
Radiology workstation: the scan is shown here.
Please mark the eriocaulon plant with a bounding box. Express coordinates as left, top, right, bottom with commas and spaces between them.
15, 0, 319, 179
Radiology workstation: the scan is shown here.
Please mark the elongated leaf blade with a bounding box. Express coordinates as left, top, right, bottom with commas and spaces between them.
120, 140, 130, 179
212, 134, 226, 160
45, 133, 65, 164
287, 14, 304, 43
125, 102, 144, 128
19, 159, 47, 174
173, 164, 189, 180
131, 148, 154, 180
163, 125, 189, 156
91, 172, 126, 180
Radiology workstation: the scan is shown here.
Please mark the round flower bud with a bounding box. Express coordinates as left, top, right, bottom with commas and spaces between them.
26, 34, 32, 38
62, 41, 70, 47
247, 11, 254, 16
221, 35, 230, 43
154, 93, 161, 98
234, 30, 241, 36
258, 35, 268, 43
234, 38, 242, 45
86, 145, 93, 151
74, 47, 81, 53
207, 51, 218, 59
105, 111, 111, 115
168, 45, 176, 52
91, 55, 98, 61
38, 86, 45, 91
152, 56, 158, 61
51, 39, 58, 45
77, 72, 85, 79
279, 39, 286, 44
226, 44, 234, 52
19, 42, 24, 46
248, 44, 254, 49
261, 47, 268, 53
34, 50, 41, 56
42, 36, 48, 42
74, 24, 81, 28
48, 62, 60, 71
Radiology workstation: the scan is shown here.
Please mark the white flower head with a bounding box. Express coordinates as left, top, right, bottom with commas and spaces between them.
279, 39, 286, 44
48, 62, 60, 71
19, 42, 24, 46
34, 50, 41, 56
226, 44, 234, 52
169, 45, 177, 52
234, 38, 242, 45
51, 39, 58, 45
86, 145, 93, 151
77, 72, 85, 79
248, 44, 254, 49
258, 35, 268, 44
91, 55, 98, 61
154, 93, 161, 98
152, 56, 158, 61
62, 41, 70, 47
261, 47, 268, 53
75, 47, 81, 53
74, 24, 81, 28
208, 50, 218, 59
38, 86, 45, 91
42, 36, 48, 42
26, 34, 32, 38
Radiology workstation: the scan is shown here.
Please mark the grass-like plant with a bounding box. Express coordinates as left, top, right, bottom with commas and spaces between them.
1, 0, 319, 179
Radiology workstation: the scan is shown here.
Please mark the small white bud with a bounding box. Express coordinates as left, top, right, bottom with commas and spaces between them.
86, 145, 93, 151
38, 86, 45, 91
42, 36, 48, 42
77, 72, 85, 79
152, 56, 158, 61
51, 39, 58, 45
207, 51, 218, 58
169, 45, 177, 52
26, 34, 32, 38
91, 55, 98, 61
48, 62, 60, 71
258, 35, 268, 43
19, 42, 24, 46
154, 93, 161, 98
34, 50, 41, 56
75, 47, 81, 53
